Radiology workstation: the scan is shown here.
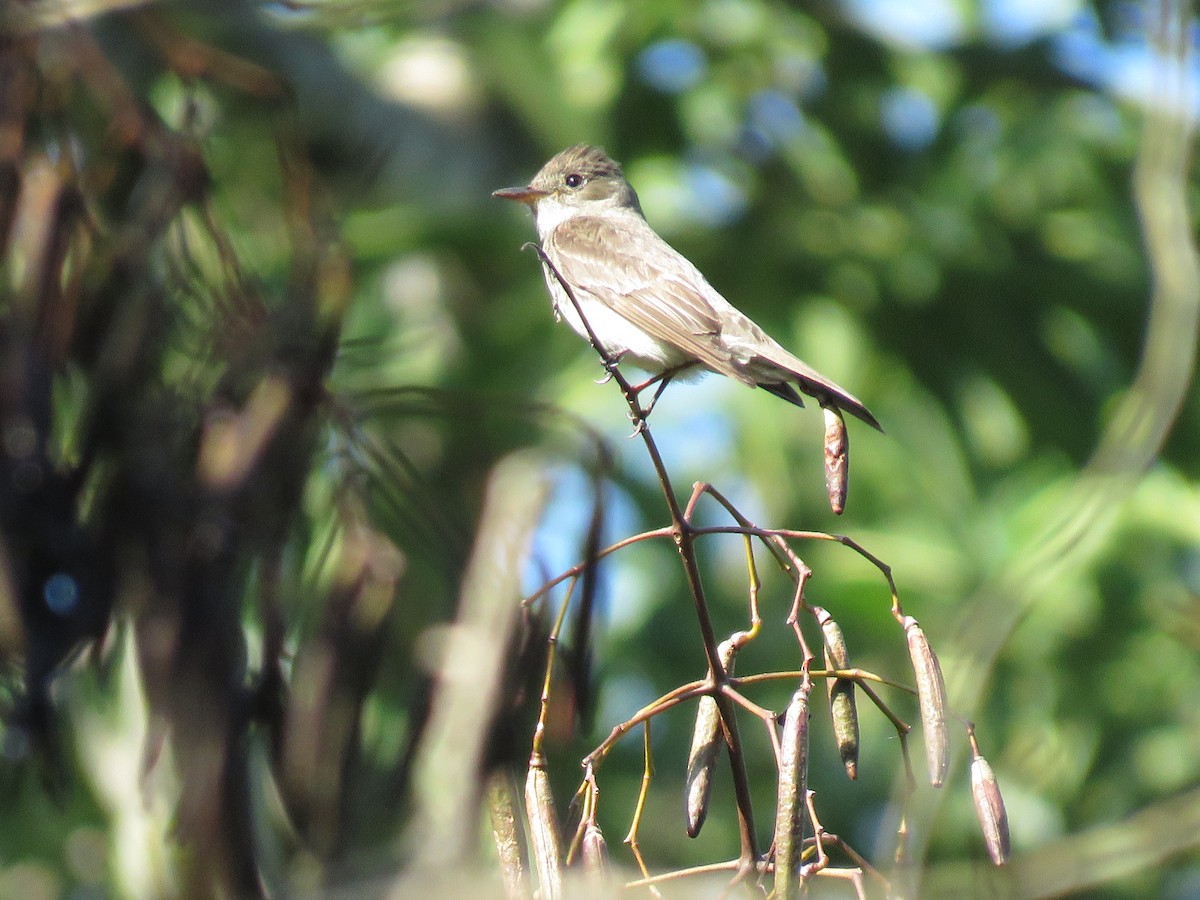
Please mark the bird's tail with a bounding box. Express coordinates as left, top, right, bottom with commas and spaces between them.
760, 371, 882, 432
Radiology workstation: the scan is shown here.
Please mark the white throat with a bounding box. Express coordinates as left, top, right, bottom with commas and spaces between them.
533, 191, 638, 241
532, 195, 584, 240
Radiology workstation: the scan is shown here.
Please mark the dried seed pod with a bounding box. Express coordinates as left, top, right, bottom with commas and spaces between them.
684, 639, 738, 837
816, 608, 859, 780
525, 764, 563, 899
486, 772, 526, 898
903, 616, 948, 787
581, 821, 610, 876
971, 753, 1010, 865
684, 695, 722, 838
828, 679, 858, 779
823, 405, 848, 515
773, 687, 809, 897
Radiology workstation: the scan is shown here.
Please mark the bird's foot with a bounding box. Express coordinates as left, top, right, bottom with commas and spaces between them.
628, 368, 685, 418
627, 372, 665, 395
596, 351, 626, 384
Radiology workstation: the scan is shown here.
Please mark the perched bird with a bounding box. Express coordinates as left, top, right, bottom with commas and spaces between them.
493, 145, 880, 432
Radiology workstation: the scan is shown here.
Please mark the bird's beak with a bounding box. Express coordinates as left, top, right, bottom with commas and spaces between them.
492, 184, 550, 205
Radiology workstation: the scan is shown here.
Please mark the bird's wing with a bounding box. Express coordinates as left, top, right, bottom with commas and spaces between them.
545, 215, 758, 385
547, 215, 882, 430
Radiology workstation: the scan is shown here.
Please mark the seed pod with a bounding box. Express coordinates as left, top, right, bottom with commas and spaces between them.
903, 616, 948, 787
773, 687, 809, 897
581, 821, 610, 877
486, 771, 526, 898
823, 406, 848, 515
525, 764, 563, 899
971, 753, 1010, 865
684, 639, 738, 837
684, 695, 721, 838
817, 608, 859, 780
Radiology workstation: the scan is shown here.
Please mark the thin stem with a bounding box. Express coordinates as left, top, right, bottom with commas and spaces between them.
623, 723, 663, 899
521, 527, 674, 609
584, 681, 706, 769
624, 858, 757, 889
531, 576, 578, 760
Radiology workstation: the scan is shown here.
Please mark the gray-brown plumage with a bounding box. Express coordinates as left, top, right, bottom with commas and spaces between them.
494, 145, 881, 431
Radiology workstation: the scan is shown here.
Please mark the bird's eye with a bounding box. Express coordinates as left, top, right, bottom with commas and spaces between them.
565, 173, 584, 188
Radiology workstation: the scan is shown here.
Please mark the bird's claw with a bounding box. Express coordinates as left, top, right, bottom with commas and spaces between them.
596, 351, 625, 384
624, 407, 652, 437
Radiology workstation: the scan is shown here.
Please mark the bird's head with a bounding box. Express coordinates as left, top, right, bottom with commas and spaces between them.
493, 145, 642, 233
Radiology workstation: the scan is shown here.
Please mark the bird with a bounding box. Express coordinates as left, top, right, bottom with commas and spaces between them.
493, 145, 881, 432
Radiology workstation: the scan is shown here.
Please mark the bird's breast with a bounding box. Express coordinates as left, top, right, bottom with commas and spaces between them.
539, 265, 690, 374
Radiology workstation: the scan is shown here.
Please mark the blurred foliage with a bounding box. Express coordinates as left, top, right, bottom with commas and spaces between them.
0, 0, 1198, 897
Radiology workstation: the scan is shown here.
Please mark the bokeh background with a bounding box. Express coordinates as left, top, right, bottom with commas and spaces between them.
1, 0, 1198, 897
